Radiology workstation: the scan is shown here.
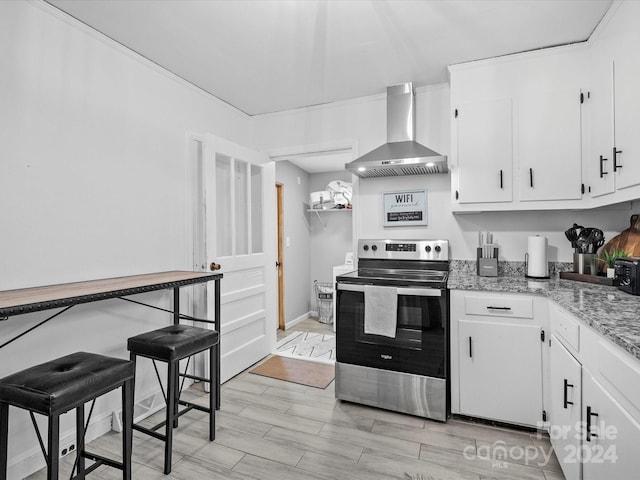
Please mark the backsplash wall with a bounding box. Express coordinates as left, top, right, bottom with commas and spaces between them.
355, 173, 635, 263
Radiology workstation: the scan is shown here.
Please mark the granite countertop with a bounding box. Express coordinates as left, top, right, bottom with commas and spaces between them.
448, 270, 640, 363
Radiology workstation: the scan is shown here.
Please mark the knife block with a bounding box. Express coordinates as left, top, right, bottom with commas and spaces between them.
477, 247, 498, 277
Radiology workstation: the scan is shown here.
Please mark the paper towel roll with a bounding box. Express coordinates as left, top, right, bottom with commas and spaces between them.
527, 235, 549, 278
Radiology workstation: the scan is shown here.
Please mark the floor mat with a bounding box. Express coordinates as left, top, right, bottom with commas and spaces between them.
249, 356, 335, 389
274, 331, 336, 364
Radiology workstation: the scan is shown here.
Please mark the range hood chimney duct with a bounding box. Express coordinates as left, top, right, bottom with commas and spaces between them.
346, 83, 448, 178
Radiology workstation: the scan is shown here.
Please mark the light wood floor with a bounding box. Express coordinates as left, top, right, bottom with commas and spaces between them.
28, 317, 564, 479
277, 316, 335, 341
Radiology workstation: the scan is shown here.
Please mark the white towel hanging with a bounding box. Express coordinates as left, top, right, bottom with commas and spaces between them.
364, 285, 398, 338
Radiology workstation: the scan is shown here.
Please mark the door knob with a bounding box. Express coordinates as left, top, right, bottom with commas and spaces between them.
210, 262, 221, 271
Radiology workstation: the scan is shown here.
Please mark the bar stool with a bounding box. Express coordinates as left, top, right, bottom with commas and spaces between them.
127, 324, 218, 474
0, 352, 135, 480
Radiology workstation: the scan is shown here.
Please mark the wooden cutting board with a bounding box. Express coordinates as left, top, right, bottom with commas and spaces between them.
602, 214, 640, 257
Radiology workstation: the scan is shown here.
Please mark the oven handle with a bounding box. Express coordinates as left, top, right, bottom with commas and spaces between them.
336, 283, 442, 297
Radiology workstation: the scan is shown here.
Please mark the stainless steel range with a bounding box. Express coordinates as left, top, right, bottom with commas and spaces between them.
335, 239, 449, 421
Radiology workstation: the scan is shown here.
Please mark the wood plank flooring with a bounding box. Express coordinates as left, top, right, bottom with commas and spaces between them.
28, 317, 564, 479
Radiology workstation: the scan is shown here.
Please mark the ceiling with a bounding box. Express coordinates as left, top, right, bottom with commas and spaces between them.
275, 150, 354, 174
47, 0, 612, 118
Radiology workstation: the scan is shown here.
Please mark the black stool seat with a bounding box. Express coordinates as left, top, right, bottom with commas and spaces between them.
0, 352, 134, 416
0, 352, 134, 480
127, 324, 219, 361
127, 323, 218, 474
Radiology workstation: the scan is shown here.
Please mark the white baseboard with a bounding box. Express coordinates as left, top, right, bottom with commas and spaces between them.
111, 389, 166, 432
285, 311, 313, 330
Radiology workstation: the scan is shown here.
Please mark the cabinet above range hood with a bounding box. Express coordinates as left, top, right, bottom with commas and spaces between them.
346, 83, 448, 178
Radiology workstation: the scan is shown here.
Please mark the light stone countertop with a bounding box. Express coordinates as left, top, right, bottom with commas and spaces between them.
448, 271, 640, 363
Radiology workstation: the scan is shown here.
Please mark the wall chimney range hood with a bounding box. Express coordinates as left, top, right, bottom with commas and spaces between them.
346, 83, 448, 178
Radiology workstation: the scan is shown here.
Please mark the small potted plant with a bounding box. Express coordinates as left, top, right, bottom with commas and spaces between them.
600, 249, 628, 278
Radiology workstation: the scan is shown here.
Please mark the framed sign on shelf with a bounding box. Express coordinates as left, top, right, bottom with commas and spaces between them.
382, 189, 428, 227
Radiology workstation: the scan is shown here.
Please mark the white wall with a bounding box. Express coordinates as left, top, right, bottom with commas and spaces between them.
275, 161, 311, 325
0, 2, 250, 476
253, 83, 634, 263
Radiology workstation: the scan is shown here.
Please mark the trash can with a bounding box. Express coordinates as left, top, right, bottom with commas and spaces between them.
314, 280, 334, 324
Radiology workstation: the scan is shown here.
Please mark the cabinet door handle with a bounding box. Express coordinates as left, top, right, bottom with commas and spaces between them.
499, 170, 504, 189
599, 155, 608, 178
563, 379, 574, 408
486, 306, 511, 311
529, 168, 534, 188
613, 147, 622, 172
468, 336, 473, 358
586, 406, 599, 442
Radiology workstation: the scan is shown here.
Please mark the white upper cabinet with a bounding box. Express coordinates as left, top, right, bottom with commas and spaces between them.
585, 1, 640, 204
456, 98, 513, 204
518, 89, 583, 202
587, 31, 616, 198
449, 0, 640, 211
610, 4, 640, 193
450, 45, 588, 212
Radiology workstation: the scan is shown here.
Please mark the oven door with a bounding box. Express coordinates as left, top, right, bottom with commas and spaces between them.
336, 283, 448, 377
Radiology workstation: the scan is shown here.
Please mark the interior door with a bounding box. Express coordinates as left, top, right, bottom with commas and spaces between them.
202, 134, 277, 382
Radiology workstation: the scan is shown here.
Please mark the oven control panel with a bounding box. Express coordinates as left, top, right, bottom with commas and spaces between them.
358, 239, 449, 261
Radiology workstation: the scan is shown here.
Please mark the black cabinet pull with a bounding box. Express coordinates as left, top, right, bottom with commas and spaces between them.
599, 155, 608, 178
469, 337, 473, 358
529, 168, 534, 188
486, 306, 511, 311
563, 379, 574, 408
499, 170, 503, 189
586, 406, 599, 441
613, 147, 622, 172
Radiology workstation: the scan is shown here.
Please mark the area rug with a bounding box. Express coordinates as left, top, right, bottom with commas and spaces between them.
274, 331, 336, 365
249, 356, 335, 389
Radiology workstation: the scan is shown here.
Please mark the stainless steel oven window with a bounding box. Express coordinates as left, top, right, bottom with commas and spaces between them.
337, 286, 445, 349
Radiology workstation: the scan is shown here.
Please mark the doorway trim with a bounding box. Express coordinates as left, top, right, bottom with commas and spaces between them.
276, 182, 285, 330
269, 139, 359, 332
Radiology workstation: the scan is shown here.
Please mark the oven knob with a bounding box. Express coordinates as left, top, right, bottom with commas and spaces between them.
435, 245, 442, 253
363, 244, 369, 251
425, 246, 432, 252
372, 245, 377, 251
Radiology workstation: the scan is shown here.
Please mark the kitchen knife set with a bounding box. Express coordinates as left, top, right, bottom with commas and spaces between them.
478, 231, 498, 258
564, 224, 605, 254
477, 231, 499, 277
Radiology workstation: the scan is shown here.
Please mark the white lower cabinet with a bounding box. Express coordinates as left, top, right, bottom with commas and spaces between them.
581, 371, 640, 480
450, 290, 545, 428
548, 302, 640, 480
452, 291, 640, 480
458, 320, 543, 426
549, 335, 582, 480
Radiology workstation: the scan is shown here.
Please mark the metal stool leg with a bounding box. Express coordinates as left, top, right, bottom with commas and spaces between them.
0, 403, 8, 480
76, 405, 85, 479
209, 345, 216, 441
47, 414, 60, 480
172, 360, 180, 430
214, 343, 220, 410
122, 378, 133, 480
164, 360, 176, 474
